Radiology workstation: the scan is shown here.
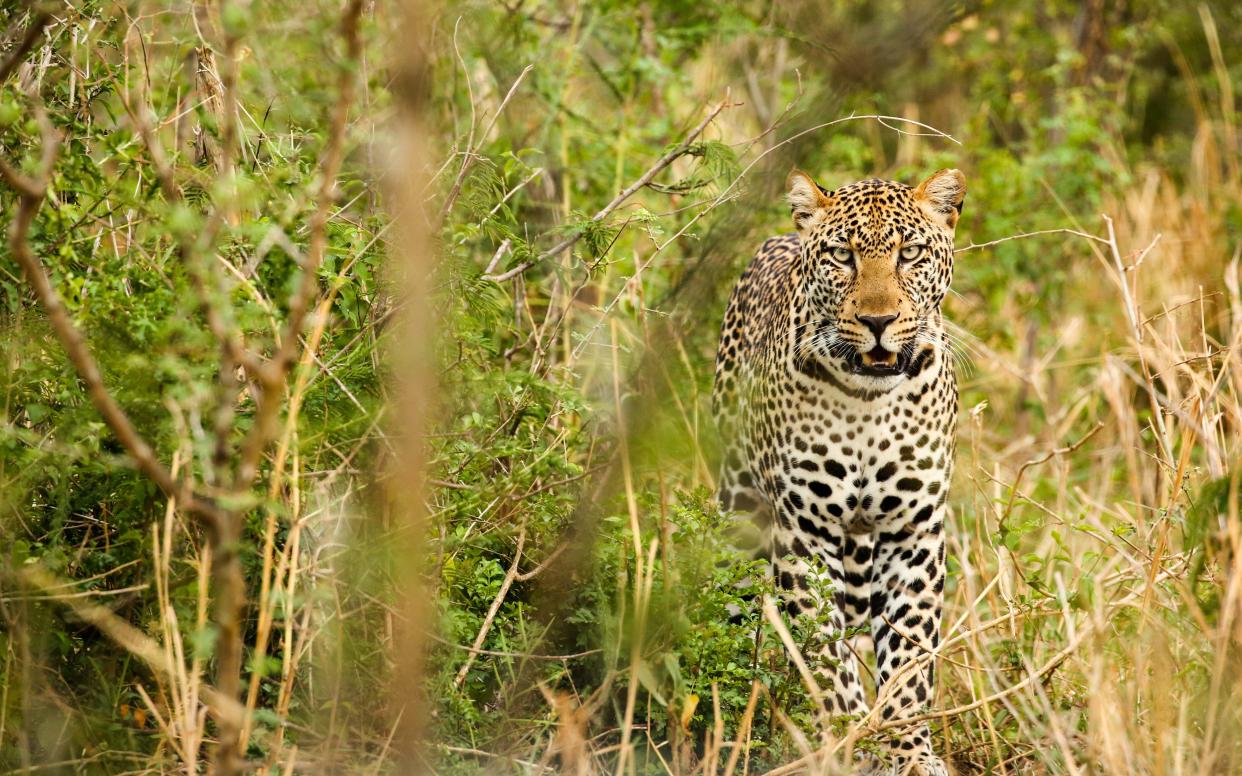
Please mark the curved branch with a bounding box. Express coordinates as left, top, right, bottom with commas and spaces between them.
2, 101, 225, 534
483, 93, 734, 283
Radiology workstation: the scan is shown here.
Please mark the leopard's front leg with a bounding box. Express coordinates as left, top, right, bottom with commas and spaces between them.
771, 515, 869, 725
869, 504, 948, 776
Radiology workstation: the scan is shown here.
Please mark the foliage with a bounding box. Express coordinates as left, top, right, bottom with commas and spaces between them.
1, 0, 1241, 773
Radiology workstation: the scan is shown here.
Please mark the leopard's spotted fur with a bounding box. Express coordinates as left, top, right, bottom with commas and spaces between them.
712, 169, 966, 775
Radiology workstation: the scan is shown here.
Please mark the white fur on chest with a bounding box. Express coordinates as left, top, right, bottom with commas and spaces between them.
739, 347, 954, 535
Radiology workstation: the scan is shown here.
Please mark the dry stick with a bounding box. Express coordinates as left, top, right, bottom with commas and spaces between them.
133, 683, 185, 764
998, 422, 1104, 525
438, 17, 478, 218
0, 584, 149, 603
271, 520, 310, 758
151, 452, 199, 773
440, 62, 535, 222
1103, 216, 1171, 463
722, 681, 763, 776
452, 518, 529, 689
189, 537, 212, 771
270, 453, 305, 761
213, 5, 244, 188
15, 565, 243, 722
237, 502, 282, 751
429, 632, 600, 661
953, 227, 1112, 253
482, 94, 733, 283
760, 597, 832, 739
483, 238, 513, 275
705, 685, 726, 776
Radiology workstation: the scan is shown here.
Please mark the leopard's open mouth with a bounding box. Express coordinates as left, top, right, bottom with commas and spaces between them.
850, 345, 910, 376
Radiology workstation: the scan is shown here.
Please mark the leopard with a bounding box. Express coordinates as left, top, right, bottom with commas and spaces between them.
711, 168, 966, 775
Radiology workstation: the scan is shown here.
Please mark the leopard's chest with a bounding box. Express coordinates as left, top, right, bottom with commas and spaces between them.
738, 362, 956, 531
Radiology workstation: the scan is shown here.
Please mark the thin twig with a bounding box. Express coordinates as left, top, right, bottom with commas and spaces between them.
453, 518, 528, 689
0, 9, 52, 85
440, 61, 534, 221
13, 565, 243, 722
483, 93, 734, 282
2, 98, 226, 533
954, 228, 1111, 253
427, 631, 600, 661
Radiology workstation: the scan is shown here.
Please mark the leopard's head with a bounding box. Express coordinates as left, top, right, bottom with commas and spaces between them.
787, 168, 964, 382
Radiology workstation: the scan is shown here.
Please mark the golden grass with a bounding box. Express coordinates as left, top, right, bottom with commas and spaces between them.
4, 5, 1240, 775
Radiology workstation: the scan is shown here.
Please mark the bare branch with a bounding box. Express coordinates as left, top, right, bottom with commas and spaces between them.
440, 62, 535, 221
235, 0, 365, 490
453, 518, 528, 689
0, 9, 51, 85
1, 100, 225, 533
483, 93, 733, 283
954, 227, 1111, 253
15, 564, 244, 723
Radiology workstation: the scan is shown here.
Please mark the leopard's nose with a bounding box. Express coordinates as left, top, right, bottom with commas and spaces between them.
856, 313, 898, 340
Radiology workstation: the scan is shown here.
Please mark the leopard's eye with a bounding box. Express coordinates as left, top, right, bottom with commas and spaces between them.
899, 244, 926, 263
828, 246, 854, 266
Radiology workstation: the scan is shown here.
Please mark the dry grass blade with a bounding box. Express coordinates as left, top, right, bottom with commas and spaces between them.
6, 4, 1242, 775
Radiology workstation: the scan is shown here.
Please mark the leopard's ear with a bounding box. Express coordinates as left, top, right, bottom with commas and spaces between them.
913, 168, 966, 230
786, 169, 831, 231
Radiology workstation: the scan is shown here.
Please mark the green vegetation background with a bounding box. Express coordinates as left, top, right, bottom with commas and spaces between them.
1, 0, 1239, 773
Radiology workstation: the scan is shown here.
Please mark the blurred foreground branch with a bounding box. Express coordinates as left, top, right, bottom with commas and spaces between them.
388, 0, 436, 769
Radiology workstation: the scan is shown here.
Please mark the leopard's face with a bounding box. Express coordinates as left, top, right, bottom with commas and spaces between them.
786, 170, 965, 381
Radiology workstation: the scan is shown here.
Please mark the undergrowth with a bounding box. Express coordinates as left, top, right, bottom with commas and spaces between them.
1, 1, 1241, 774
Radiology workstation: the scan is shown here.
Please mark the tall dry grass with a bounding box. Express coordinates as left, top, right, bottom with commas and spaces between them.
530, 183, 1240, 776
3, 3, 1240, 775
412, 39, 1242, 776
